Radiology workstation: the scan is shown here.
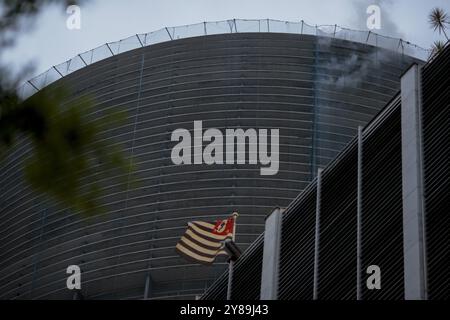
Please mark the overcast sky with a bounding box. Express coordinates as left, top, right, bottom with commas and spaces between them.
1, 0, 449, 80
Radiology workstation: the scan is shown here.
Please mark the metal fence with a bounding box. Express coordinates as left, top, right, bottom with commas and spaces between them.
19, 19, 431, 99
201, 45, 450, 300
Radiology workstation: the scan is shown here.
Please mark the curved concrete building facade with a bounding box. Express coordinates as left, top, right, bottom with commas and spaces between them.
0, 32, 417, 299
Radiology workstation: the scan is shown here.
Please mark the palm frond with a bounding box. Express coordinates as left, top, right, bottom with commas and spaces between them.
429, 40, 447, 61
429, 7, 449, 40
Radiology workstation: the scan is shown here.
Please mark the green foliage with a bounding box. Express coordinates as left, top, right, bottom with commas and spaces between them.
0, 0, 136, 216
0, 87, 133, 216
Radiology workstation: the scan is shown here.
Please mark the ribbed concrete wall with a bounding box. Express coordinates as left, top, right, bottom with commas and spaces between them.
0, 33, 416, 299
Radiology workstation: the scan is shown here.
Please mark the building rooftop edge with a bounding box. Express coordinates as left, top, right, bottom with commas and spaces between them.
19, 18, 431, 99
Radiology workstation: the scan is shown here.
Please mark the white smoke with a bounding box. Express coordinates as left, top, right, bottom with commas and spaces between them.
315, 34, 398, 89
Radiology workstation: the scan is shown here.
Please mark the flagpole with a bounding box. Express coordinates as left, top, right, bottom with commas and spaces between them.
226, 212, 239, 300
231, 212, 238, 242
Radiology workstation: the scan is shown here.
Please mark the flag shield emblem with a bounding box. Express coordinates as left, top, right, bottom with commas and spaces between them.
176, 216, 235, 265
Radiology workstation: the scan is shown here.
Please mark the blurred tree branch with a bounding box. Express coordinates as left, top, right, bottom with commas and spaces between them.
0, 0, 134, 216
1, 0, 81, 47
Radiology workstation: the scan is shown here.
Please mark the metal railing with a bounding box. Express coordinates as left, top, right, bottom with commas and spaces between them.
18, 19, 431, 99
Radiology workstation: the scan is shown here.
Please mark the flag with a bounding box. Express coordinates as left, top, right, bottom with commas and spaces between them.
176, 214, 236, 264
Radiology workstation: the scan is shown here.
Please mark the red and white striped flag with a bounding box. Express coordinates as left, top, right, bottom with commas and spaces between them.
176, 214, 237, 264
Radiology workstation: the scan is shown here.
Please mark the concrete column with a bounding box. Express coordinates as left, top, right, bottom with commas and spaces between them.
400, 64, 428, 300
260, 207, 283, 300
